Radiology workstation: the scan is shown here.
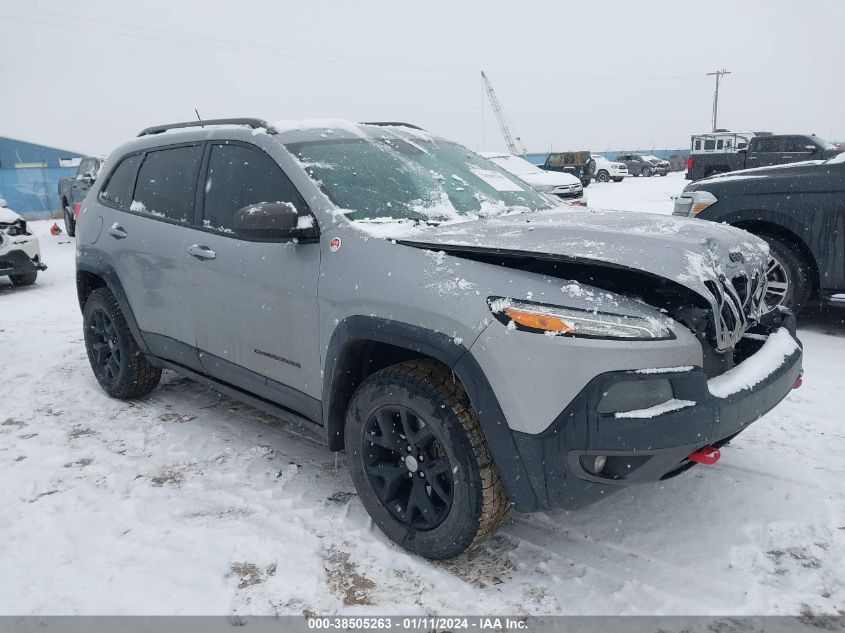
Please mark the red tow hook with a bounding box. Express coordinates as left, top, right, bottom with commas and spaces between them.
689, 446, 721, 465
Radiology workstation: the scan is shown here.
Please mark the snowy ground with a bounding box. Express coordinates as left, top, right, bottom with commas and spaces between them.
2, 172, 843, 616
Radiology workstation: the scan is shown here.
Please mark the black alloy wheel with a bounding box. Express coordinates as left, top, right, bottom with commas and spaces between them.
89, 308, 123, 384
363, 404, 453, 530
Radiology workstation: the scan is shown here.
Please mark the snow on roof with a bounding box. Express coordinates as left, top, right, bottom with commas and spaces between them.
271, 119, 366, 136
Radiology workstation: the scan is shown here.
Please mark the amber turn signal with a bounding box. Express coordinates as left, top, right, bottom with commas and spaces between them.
504, 307, 576, 333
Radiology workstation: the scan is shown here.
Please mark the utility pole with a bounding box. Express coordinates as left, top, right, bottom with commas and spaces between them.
706, 69, 731, 132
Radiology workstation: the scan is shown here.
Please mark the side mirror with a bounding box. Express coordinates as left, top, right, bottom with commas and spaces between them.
737, 148, 747, 154
0, 198, 6, 208
232, 202, 317, 241
81, 175, 95, 185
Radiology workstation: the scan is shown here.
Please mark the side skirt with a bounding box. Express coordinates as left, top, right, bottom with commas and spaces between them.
151, 357, 328, 444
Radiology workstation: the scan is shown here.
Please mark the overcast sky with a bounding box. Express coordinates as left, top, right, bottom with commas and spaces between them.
1, 0, 842, 157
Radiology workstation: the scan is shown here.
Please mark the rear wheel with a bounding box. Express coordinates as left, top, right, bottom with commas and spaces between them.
83, 287, 161, 399
345, 359, 510, 559
62, 199, 75, 237
760, 235, 813, 314
596, 170, 610, 183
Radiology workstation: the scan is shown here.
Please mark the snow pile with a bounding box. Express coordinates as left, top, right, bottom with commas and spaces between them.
708, 328, 799, 398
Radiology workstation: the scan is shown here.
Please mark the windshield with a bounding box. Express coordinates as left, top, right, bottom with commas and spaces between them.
812, 136, 837, 151
286, 135, 554, 222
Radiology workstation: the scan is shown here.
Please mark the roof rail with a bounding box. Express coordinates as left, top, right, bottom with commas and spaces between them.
137, 118, 277, 137
359, 121, 424, 130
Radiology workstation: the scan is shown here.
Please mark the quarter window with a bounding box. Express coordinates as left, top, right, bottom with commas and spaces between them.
99, 155, 141, 210
202, 143, 305, 233
133, 145, 203, 222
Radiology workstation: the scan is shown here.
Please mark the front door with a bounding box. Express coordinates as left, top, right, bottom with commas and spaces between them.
185, 141, 322, 420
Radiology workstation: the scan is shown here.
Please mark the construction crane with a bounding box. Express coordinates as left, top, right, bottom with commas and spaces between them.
481, 71, 526, 156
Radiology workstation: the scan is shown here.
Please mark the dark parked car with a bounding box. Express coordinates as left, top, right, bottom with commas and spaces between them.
686, 134, 842, 181
58, 156, 105, 236
615, 154, 657, 177
542, 151, 595, 187
674, 153, 845, 313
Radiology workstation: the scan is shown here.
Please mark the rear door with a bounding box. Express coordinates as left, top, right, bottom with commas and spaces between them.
185, 140, 322, 419
748, 136, 782, 167
97, 144, 203, 370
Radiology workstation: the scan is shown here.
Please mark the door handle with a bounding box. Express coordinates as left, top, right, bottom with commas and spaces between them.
188, 244, 216, 260
108, 223, 128, 239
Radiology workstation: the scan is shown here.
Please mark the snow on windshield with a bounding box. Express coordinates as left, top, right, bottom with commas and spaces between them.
285, 130, 553, 227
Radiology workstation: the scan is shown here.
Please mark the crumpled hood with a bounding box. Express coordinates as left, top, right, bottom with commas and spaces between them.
0, 207, 22, 225
399, 208, 770, 348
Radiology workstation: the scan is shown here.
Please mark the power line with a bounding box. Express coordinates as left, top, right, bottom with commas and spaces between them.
706, 69, 731, 132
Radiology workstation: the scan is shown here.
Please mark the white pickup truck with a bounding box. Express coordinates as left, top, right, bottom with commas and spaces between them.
590, 155, 629, 182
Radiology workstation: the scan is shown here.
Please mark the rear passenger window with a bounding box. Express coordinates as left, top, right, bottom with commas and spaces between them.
133, 145, 203, 222
754, 137, 780, 153
99, 155, 141, 210
202, 143, 305, 233
716, 140, 724, 149
703, 140, 715, 150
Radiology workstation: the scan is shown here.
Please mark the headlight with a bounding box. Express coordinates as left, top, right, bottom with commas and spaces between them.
690, 190, 718, 214
488, 298, 674, 340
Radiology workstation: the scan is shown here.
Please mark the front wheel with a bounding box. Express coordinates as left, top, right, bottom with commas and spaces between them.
596, 170, 610, 183
9, 271, 37, 286
761, 235, 813, 314
641, 167, 653, 177
83, 287, 161, 399
345, 360, 510, 560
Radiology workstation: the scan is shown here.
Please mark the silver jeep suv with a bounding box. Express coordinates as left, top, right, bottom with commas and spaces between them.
76, 118, 803, 559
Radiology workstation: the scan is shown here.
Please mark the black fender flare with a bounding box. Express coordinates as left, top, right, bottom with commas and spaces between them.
700, 207, 819, 269
322, 315, 539, 511
76, 259, 152, 356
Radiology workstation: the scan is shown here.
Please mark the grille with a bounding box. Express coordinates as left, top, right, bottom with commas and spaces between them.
703, 271, 766, 350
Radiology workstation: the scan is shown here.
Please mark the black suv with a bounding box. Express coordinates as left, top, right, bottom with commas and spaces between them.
674, 154, 845, 313
615, 154, 657, 177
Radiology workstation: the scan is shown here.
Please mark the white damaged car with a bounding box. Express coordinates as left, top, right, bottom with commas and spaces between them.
480, 151, 586, 204
0, 199, 46, 286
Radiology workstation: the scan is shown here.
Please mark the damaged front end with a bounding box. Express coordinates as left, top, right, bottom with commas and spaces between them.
0, 215, 47, 278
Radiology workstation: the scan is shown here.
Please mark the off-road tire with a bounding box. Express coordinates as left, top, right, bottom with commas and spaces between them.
641, 166, 653, 177
83, 287, 161, 399
760, 234, 813, 314
345, 359, 511, 559
9, 271, 37, 286
596, 170, 610, 183
63, 200, 75, 237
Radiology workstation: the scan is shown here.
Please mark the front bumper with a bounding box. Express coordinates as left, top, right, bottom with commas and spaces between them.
552, 189, 584, 200
0, 248, 47, 277
503, 311, 802, 512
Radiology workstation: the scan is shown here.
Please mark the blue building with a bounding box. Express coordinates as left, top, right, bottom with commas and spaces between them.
0, 136, 84, 216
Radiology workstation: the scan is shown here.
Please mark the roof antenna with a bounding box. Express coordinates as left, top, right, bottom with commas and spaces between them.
195, 109, 204, 127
